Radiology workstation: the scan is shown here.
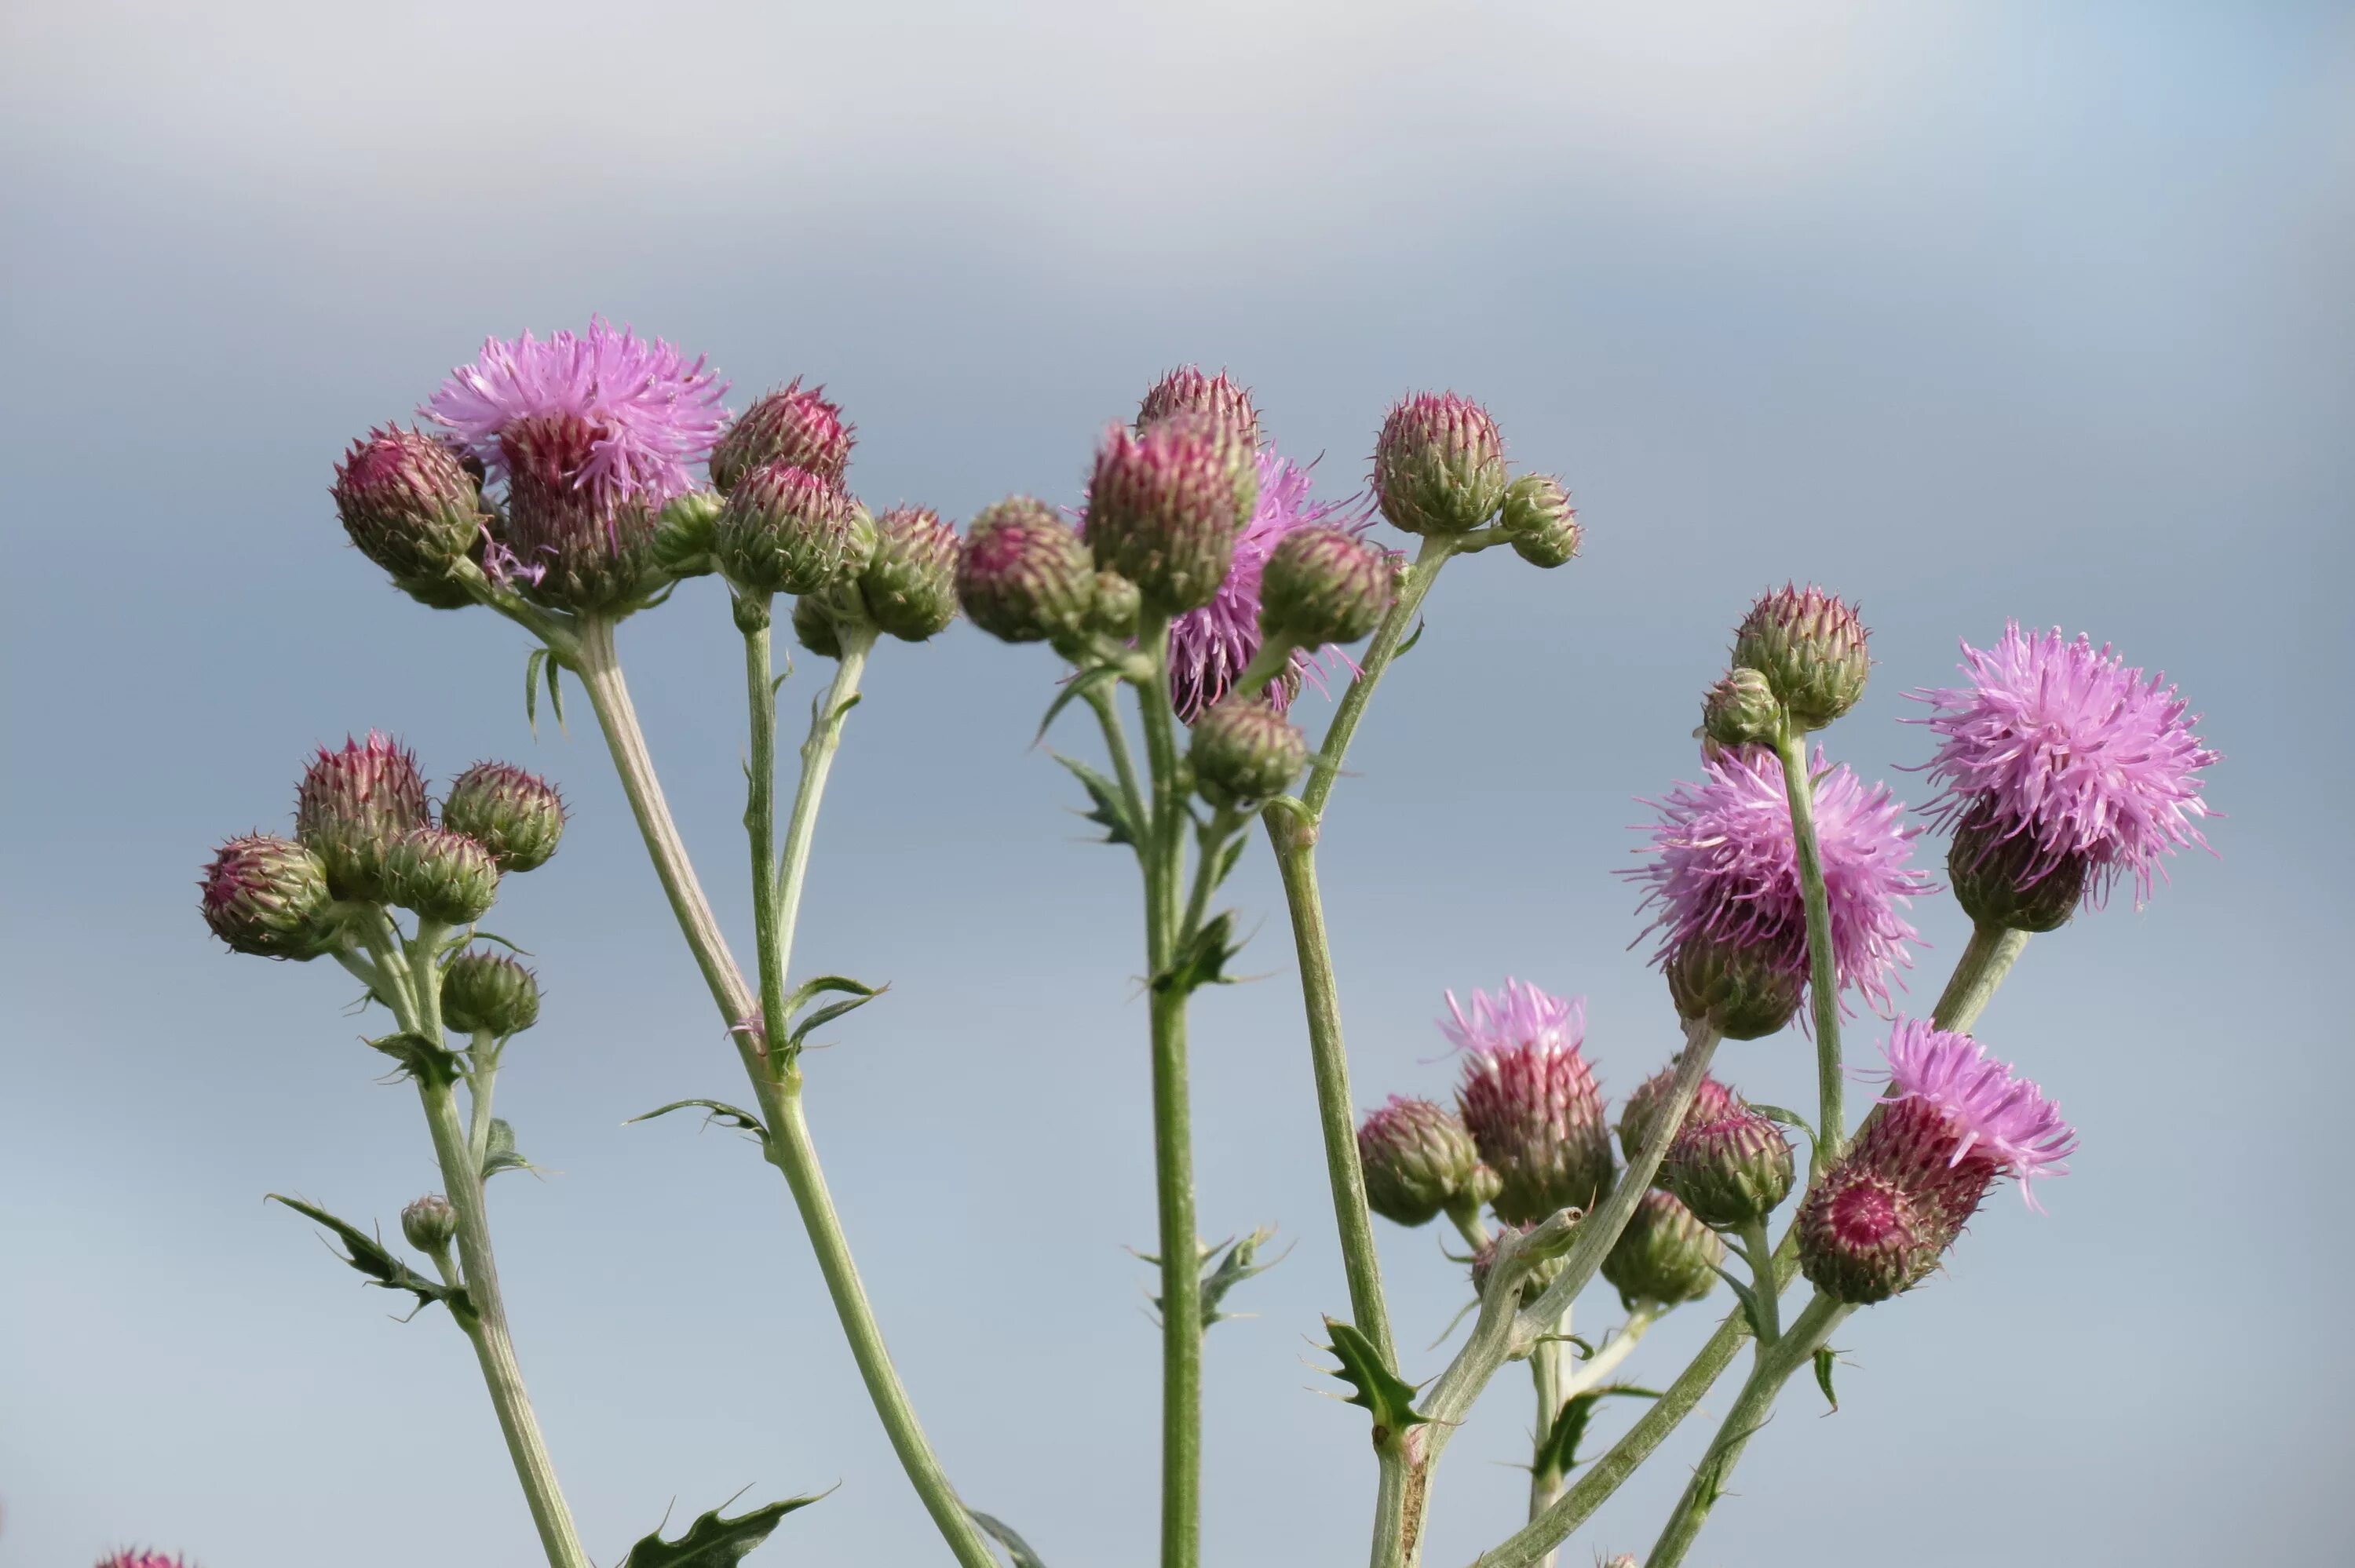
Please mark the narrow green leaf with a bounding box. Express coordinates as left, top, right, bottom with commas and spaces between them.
1393, 618, 1428, 658
787, 989, 883, 1048
1210, 832, 1249, 890
1813, 1345, 1838, 1413
782, 974, 881, 1017
267, 1194, 454, 1314
1031, 664, 1123, 748
969, 1510, 1048, 1568
615, 1492, 828, 1568
1199, 1226, 1284, 1328
461, 929, 535, 956
524, 648, 546, 735
1535, 1384, 1660, 1476
628, 1099, 772, 1148
1050, 752, 1138, 847
1747, 1103, 1816, 1143
480, 1117, 536, 1180
1323, 1318, 1429, 1442
544, 651, 568, 734
367, 1030, 460, 1084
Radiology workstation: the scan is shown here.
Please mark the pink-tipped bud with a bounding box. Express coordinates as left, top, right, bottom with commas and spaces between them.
1497, 472, 1581, 568
1459, 1038, 1616, 1227
710, 381, 854, 493
1138, 365, 1262, 451
652, 490, 727, 578
200, 834, 336, 961
400, 1193, 458, 1252
1663, 933, 1805, 1041
1700, 667, 1781, 751
1600, 1189, 1722, 1308
957, 498, 1097, 649
1732, 584, 1870, 731
1188, 698, 1309, 808
497, 412, 664, 611
332, 426, 484, 585
1947, 797, 2088, 933
1086, 414, 1258, 613
1372, 392, 1509, 536
1663, 1103, 1795, 1228
715, 463, 874, 596
441, 949, 542, 1036
385, 828, 499, 924
1618, 1066, 1740, 1162
96, 1553, 194, 1568
441, 763, 566, 873
294, 732, 432, 902
1259, 527, 1395, 647
1357, 1096, 1500, 1227
859, 505, 961, 643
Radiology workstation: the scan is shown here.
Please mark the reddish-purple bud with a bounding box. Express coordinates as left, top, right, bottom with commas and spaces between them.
1138, 365, 1262, 451
441, 949, 542, 1036
1497, 472, 1581, 568
385, 827, 499, 924
1086, 414, 1258, 613
1373, 392, 1509, 536
1258, 527, 1395, 647
715, 462, 874, 596
200, 834, 336, 960
1947, 797, 2089, 934
1600, 1190, 1723, 1308
1618, 1067, 1740, 1162
859, 505, 962, 643
441, 763, 565, 873
710, 381, 854, 493
1798, 1098, 2006, 1304
294, 732, 433, 902
332, 426, 484, 584
957, 498, 1097, 649
1188, 698, 1308, 808
1459, 1038, 1616, 1226
1357, 1096, 1499, 1227
1732, 584, 1870, 731
1663, 1103, 1795, 1228
497, 412, 665, 612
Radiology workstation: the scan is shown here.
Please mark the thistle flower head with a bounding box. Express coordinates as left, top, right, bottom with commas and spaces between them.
1258, 523, 1395, 650
441, 762, 566, 873
1139, 364, 1261, 450
859, 505, 962, 643
710, 381, 853, 493
956, 498, 1097, 649
1448, 979, 1616, 1224
1732, 584, 1871, 731
1915, 622, 2218, 910
1167, 451, 1371, 720
1085, 414, 1258, 613
1372, 390, 1508, 536
1497, 472, 1581, 568
1356, 1096, 1498, 1227
384, 826, 500, 925
1600, 1189, 1722, 1308
441, 948, 542, 1037
1871, 1018, 2076, 1202
400, 1194, 458, 1252
1188, 698, 1309, 808
330, 425, 484, 584
294, 731, 433, 902
1625, 746, 1931, 1016
200, 834, 335, 961
715, 462, 874, 596
1617, 1066, 1740, 1161
1663, 1102, 1796, 1227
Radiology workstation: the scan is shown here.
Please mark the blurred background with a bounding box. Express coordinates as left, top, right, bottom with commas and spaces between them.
3, 2, 2348, 1563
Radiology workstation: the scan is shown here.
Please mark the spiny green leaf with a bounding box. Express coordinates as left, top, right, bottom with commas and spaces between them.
783, 974, 880, 1016
1050, 752, 1139, 848
969, 1510, 1048, 1568
1535, 1384, 1660, 1477
1709, 1264, 1770, 1341
788, 987, 885, 1049
1197, 1227, 1285, 1328
1031, 664, 1123, 748
1813, 1344, 1838, 1413
267, 1194, 456, 1315
1323, 1318, 1429, 1443
615, 1491, 828, 1568
367, 1030, 460, 1085
1155, 910, 1243, 995
481, 1118, 536, 1180
628, 1099, 772, 1150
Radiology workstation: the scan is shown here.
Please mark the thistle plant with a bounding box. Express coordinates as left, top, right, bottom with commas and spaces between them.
192, 319, 2220, 1568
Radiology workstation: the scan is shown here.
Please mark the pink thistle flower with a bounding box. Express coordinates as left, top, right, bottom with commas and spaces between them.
97, 1553, 194, 1568
423, 317, 729, 516
1167, 450, 1372, 722
1624, 746, 1931, 1016
1868, 1016, 2076, 1203
1915, 622, 2218, 909
1447, 979, 1616, 1224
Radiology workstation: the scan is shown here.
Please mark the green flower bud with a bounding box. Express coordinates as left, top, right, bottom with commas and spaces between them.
400, 1194, 458, 1253
859, 506, 961, 642
1731, 585, 1869, 731
385, 829, 500, 924
1259, 528, 1394, 647
1600, 1190, 1722, 1308
955, 498, 1097, 647
440, 763, 565, 873
652, 490, 726, 578
1662, 1104, 1795, 1228
1619, 1065, 1739, 1163
441, 950, 542, 1037
792, 592, 844, 659
1086, 571, 1141, 643
295, 732, 432, 903
1188, 700, 1308, 808
1664, 935, 1805, 1041
1948, 800, 2087, 934
715, 463, 871, 596
1372, 392, 1509, 536
200, 834, 338, 961
1498, 472, 1581, 568
1356, 1097, 1497, 1227
1701, 667, 1782, 750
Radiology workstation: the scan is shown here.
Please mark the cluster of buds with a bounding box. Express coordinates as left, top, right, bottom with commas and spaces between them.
1728, 584, 1871, 734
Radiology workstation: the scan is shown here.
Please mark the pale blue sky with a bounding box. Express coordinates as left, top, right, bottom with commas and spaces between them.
3, 2, 2350, 1565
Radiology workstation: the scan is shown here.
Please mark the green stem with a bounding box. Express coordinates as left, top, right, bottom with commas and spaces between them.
1735, 1219, 1780, 1347
1933, 923, 2032, 1034
1446, 1202, 1492, 1255
1557, 1304, 1654, 1401
1083, 680, 1151, 857
772, 621, 876, 961
1642, 1293, 1853, 1568
1302, 538, 1453, 818
467, 1028, 503, 1172
1527, 1308, 1572, 1568
1773, 728, 1846, 1175
1179, 808, 1243, 943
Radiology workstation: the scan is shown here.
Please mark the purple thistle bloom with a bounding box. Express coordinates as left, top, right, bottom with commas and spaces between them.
1868, 1016, 2077, 1205
1626, 747, 1931, 1016
97, 1553, 194, 1568
1440, 975, 1586, 1057
1915, 622, 2218, 908
1166, 450, 1371, 722
423, 317, 729, 516
1447, 979, 1616, 1224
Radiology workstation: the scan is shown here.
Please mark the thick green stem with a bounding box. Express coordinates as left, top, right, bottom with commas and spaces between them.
1301, 537, 1454, 818
1933, 923, 2032, 1034
1527, 1310, 1571, 1568
1083, 680, 1151, 855
1642, 1293, 1853, 1568
1773, 728, 1846, 1174
1735, 1218, 1780, 1348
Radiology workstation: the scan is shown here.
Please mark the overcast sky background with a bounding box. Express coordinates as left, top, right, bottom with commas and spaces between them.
3, 2, 2350, 1565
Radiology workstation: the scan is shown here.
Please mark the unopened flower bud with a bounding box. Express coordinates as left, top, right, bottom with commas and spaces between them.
1732, 585, 1869, 731
498, 412, 664, 612
1702, 667, 1782, 749
1188, 699, 1308, 808
441, 950, 542, 1036
710, 382, 853, 493
1454, 983, 1616, 1226
1618, 1065, 1739, 1162
956, 498, 1097, 647
1138, 365, 1261, 451
400, 1194, 458, 1253
438, 763, 564, 873
1086, 571, 1141, 641
652, 490, 726, 578
1663, 1104, 1795, 1228
1372, 392, 1509, 536
1086, 414, 1258, 613
385, 828, 500, 924
792, 592, 845, 658
1600, 1189, 1722, 1308
859, 506, 961, 642
1663, 934, 1805, 1041
715, 464, 873, 596
1259, 527, 1394, 647
295, 732, 432, 902
200, 834, 336, 960
332, 427, 484, 583
1497, 472, 1581, 568
1357, 1096, 1497, 1227
392, 532, 487, 611
1947, 798, 2087, 933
